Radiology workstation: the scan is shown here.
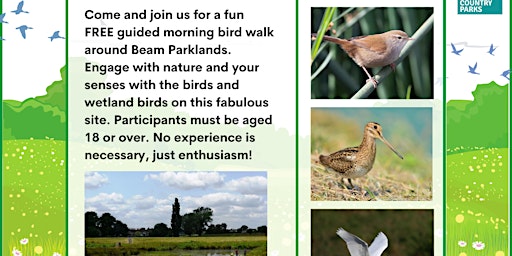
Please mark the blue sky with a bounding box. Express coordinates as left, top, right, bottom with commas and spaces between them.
85, 171, 267, 229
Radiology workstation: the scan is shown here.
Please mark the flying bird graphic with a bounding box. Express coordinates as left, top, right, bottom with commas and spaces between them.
0, 13, 8, 23
12, 1, 29, 15
501, 70, 510, 80
450, 43, 464, 55
467, 62, 480, 75
16, 25, 33, 39
487, 44, 497, 55
48, 31, 65, 41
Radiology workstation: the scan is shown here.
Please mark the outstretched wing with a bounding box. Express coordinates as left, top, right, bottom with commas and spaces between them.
18, 27, 27, 39
17, 1, 24, 11
337, 227, 370, 256
368, 232, 388, 256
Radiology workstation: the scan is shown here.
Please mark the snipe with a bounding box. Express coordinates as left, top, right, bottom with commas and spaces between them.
319, 122, 403, 188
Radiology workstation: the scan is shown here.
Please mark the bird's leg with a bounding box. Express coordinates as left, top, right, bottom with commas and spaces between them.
340, 178, 354, 189
361, 66, 378, 88
348, 178, 354, 189
390, 63, 396, 71
340, 178, 349, 189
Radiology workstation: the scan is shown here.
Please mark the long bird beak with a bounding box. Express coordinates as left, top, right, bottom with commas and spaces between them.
378, 136, 404, 159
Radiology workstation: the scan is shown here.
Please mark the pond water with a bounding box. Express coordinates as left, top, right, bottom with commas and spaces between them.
144, 249, 250, 256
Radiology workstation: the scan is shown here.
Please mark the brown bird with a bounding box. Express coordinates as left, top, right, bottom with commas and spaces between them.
312, 30, 412, 87
319, 122, 403, 188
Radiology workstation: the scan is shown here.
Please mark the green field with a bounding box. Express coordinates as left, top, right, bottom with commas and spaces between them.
86, 236, 267, 256
2, 139, 67, 256
446, 148, 508, 256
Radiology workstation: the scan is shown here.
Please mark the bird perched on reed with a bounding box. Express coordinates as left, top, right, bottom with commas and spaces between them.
312, 30, 412, 87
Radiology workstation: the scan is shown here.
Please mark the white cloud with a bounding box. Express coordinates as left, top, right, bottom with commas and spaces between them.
144, 171, 225, 189
131, 195, 157, 210
84, 172, 109, 189
223, 176, 267, 195
85, 192, 127, 213
85, 172, 268, 229
123, 197, 173, 228
184, 192, 264, 208
181, 192, 267, 229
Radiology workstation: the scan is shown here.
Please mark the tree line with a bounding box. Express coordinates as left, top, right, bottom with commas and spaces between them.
85, 198, 266, 237
85, 212, 129, 237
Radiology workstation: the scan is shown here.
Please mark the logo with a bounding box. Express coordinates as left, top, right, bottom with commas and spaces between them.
458, 0, 502, 14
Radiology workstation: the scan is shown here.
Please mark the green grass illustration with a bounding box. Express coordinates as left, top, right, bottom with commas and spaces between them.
446, 148, 508, 256
446, 82, 509, 256
3, 139, 66, 256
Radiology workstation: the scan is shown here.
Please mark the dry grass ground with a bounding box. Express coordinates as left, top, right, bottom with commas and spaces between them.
311, 155, 431, 201
310, 109, 432, 201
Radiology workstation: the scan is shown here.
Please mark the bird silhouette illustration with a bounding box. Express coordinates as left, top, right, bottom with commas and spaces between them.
450, 43, 463, 55
48, 31, 65, 41
501, 70, 510, 80
337, 227, 388, 256
12, 1, 29, 15
0, 13, 8, 23
487, 44, 497, 55
468, 62, 480, 75
16, 25, 33, 39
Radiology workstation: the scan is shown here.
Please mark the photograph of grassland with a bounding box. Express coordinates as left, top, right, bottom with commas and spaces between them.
85, 171, 267, 256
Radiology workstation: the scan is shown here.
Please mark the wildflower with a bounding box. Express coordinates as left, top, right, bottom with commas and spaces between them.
19, 238, 29, 245
472, 241, 485, 250
12, 248, 22, 256
458, 241, 467, 247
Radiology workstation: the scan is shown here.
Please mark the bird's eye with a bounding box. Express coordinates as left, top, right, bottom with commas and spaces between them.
397, 36, 402, 39
373, 125, 378, 129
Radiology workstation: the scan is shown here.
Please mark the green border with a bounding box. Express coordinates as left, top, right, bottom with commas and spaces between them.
1, 1, 509, 255
0, 0, 3, 248
444, 3, 511, 256
443, 1, 447, 256
65, 0, 69, 253
295, 0, 299, 255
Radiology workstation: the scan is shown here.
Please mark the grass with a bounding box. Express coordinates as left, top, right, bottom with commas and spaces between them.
310, 109, 432, 201
2, 139, 67, 256
446, 148, 508, 256
86, 236, 267, 256
311, 161, 430, 201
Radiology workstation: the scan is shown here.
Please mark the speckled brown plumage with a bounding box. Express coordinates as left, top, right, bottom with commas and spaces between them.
319, 122, 403, 188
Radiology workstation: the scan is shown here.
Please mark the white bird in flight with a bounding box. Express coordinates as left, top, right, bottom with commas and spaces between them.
336, 227, 388, 256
